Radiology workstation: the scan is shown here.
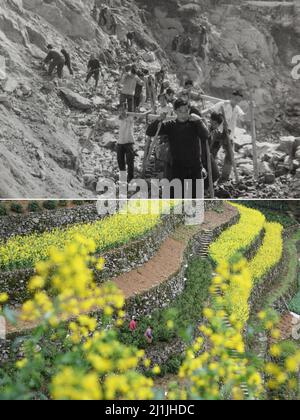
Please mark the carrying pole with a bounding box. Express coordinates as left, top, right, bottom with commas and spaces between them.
206, 138, 215, 198
221, 106, 240, 184
143, 122, 162, 176
249, 93, 259, 181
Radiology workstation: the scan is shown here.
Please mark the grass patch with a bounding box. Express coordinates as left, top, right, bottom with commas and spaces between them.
289, 232, 300, 314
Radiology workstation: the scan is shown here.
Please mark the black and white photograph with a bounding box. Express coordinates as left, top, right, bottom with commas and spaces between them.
0, 0, 299, 199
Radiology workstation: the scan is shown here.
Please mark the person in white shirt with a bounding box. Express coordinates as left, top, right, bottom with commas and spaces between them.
117, 105, 149, 182
205, 90, 246, 138
157, 93, 174, 116
120, 65, 143, 112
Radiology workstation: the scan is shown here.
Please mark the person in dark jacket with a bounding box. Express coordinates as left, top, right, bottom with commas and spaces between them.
209, 111, 233, 183
134, 70, 145, 111
146, 98, 209, 198
44, 45, 65, 79
86, 55, 101, 88
126, 31, 136, 48
61, 49, 73, 75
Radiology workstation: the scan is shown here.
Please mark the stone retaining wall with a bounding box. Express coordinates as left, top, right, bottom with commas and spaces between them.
0, 203, 102, 241
0, 201, 222, 305
250, 233, 299, 314
0, 212, 184, 305
0, 200, 223, 241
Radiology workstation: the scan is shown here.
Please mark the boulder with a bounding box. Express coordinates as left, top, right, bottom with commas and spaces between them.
27, 44, 45, 59
100, 133, 117, 150
277, 136, 296, 155
241, 142, 277, 159
264, 173, 276, 185
141, 51, 156, 63
20, 83, 32, 97
258, 161, 273, 174
59, 88, 92, 111
4, 77, 19, 93
239, 163, 253, 176
270, 151, 287, 164
0, 95, 11, 109
295, 147, 300, 160
293, 160, 300, 170
236, 157, 253, 166
275, 164, 288, 178
104, 117, 120, 129
283, 155, 293, 170
92, 96, 106, 107
234, 130, 252, 151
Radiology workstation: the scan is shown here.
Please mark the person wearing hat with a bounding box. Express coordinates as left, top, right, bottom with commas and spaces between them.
120, 64, 143, 112
178, 90, 202, 117
86, 55, 102, 89
204, 90, 245, 138
146, 98, 209, 198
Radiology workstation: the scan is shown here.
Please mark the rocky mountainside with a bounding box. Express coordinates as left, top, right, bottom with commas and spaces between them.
0, 0, 299, 198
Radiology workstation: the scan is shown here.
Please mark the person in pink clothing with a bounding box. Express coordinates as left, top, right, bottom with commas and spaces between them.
129, 316, 137, 332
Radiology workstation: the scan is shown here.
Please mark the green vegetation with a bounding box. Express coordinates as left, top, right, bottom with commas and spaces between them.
0, 203, 8, 216
118, 258, 212, 349
0, 200, 92, 217
0, 201, 174, 271
10, 203, 23, 214
243, 201, 296, 228
58, 201, 68, 207
289, 259, 300, 315
42, 201, 58, 211
27, 201, 41, 213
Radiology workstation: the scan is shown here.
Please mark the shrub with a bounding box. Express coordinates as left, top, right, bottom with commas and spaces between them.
42, 201, 57, 211
119, 258, 212, 348
10, 202, 24, 214
243, 201, 296, 228
163, 355, 184, 375
27, 201, 41, 213
0, 203, 7, 216
0, 236, 154, 401
58, 201, 68, 207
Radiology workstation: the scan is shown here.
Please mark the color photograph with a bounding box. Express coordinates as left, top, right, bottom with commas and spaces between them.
1, 0, 300, 404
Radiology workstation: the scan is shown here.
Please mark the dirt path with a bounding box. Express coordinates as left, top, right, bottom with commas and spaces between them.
114, 203, 237, 298
6, 203, 238, 335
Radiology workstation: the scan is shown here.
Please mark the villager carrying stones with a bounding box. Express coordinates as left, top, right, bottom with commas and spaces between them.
43, 45, 65, 79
